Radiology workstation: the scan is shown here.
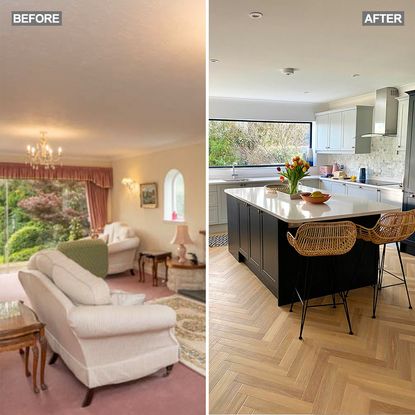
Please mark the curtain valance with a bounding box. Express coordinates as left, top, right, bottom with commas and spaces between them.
0, 163, 113, 189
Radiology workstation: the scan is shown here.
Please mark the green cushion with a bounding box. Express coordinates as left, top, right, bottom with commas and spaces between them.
57, 239, 108, 278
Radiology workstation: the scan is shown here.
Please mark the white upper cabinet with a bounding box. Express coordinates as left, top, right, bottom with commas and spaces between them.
328, 112, 342, 150
315, 106, 373, 154
342, 109, 357, 150
315, 114, 329, 151
396, 95, 409, 152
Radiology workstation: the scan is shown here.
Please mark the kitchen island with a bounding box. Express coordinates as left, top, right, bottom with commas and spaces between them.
225, 185, 400, 306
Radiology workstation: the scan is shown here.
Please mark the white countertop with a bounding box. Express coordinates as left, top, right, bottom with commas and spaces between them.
225, 185, 399, 224
209, 175, 320, 185
319, 177, 403, 192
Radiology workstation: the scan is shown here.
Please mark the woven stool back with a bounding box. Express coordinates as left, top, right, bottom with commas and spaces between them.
287, 221, 357, 257
357, 210, 415, 245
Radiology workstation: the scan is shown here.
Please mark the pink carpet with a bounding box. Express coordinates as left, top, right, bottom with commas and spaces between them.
0, 272, 205, 415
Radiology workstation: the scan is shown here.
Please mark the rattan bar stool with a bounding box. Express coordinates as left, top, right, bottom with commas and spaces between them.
287, 221, 357, 340
356, 210, 415, 318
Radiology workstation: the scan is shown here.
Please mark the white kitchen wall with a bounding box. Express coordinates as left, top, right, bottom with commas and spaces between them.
210, 97, 324, 122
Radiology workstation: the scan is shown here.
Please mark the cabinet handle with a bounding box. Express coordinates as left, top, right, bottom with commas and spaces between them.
410, 194, 415, 198
398, 145, 401, 148
352, 146, 355, 148
359, 186, 362, 189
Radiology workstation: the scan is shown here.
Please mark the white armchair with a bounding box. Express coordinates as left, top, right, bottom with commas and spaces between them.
101, 222, 140, 275
19, 249, 179, 407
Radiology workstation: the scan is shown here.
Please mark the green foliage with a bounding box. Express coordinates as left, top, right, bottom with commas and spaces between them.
5, 224, 45, 255
68, 217, 85, 241
0, 179, 90, 264
209, 120, 311, 167
8, 246, 46, 262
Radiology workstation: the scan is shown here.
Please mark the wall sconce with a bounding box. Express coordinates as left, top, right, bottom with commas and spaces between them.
121, 177, 139, 193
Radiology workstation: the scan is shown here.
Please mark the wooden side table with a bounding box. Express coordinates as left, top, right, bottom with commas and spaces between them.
0, 301, 47, 393
166, 259, 206, 292
138, 251, 172, 286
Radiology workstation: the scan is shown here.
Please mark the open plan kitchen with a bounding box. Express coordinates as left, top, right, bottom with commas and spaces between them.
209, 2, 415, 411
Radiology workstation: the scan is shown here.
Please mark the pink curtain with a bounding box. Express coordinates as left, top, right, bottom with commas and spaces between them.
86, 181, 109, 232
0, 163, 113, 188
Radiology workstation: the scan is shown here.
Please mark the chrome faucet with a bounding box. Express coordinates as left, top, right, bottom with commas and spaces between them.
231, 162, 238, 179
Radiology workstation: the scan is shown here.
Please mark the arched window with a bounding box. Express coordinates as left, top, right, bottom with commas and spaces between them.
164, 169, 185, 221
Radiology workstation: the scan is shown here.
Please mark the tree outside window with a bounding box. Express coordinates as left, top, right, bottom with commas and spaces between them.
209, 120, 312, 167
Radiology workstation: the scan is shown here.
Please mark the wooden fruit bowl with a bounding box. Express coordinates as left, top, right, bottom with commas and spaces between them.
300, 192, 331, 204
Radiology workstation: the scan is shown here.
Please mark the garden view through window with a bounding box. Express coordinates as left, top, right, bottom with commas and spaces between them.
209, 120, 312, 167
0, 179, 90, 272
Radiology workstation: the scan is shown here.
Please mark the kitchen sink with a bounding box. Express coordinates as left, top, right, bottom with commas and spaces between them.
223, 178, 250, 182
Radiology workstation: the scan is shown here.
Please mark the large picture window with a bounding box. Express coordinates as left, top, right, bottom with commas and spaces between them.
0, 179, 90, 273
209, 119, 312, 167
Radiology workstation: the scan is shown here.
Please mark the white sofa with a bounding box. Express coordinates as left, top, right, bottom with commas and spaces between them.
100, 222, 140, 275
19, 249, 179, 406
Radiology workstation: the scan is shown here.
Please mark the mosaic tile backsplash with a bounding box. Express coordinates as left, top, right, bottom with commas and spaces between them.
317, 136, 406, 182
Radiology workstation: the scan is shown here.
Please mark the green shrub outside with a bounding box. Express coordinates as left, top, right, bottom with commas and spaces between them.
5, 224, 47, 255
8, 245, 46, 262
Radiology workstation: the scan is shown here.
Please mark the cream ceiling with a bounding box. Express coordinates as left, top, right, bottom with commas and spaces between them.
0, 0, 205, 160
210, 0, 415, 103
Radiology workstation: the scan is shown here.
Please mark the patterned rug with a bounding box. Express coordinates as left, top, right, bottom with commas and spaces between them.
148, 294, 205, 376
209, 233, 228, 247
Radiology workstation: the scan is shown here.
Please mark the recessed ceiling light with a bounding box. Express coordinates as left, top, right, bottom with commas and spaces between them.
280, 68, 297, 76
249, 11, 263, 19
210, 58, 219, 63
352, 73, 360, 77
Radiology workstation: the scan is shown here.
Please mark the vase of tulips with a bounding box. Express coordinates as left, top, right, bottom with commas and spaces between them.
277, 156, 310, 198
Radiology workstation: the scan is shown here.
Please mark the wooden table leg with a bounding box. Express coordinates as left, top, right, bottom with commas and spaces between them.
141, 257, 146, 283
139, 254, 146, 282
31, 343, 39, 393
39, 328, 47, 390
25, 346, 31, 377
165, 258, 168, 283
153, 259, 158, 287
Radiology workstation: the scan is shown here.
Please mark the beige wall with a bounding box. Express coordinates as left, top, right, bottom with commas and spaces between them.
111, 142, 206, 262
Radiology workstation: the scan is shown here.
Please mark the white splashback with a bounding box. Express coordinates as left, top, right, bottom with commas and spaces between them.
317, 136, 405, 182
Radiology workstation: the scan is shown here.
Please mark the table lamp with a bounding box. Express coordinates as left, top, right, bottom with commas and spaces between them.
171, 225, 193, 263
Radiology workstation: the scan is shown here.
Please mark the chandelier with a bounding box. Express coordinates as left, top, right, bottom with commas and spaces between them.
26, 131, 63, 170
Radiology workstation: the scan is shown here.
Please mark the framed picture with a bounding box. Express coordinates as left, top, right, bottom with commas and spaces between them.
140, 182, 158, 208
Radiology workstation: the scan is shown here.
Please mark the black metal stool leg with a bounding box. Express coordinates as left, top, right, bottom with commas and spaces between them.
378, 244, 386, 290
396, 242, 413, 309
299, 258, 311, 340
339, 291, 354, 335
373, 244, 386, 318
290, 254, 306, 312
290, 270, 300, 312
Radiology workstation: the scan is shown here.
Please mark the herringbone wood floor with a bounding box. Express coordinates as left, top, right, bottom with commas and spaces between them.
209, 246, 415, 414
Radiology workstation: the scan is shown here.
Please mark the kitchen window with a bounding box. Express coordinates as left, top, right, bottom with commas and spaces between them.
209, 119, 312, 167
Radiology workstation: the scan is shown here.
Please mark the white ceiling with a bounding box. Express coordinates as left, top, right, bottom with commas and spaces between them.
0, 0, 205, 160
210, 0, 415, 103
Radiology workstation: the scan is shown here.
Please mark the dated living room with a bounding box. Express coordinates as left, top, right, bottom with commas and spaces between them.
0, 1, 206, 414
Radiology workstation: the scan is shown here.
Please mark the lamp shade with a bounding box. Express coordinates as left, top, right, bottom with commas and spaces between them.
171, 225, 193, 245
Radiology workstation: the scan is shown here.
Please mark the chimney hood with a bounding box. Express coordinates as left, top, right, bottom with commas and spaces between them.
362, 87, 399, 137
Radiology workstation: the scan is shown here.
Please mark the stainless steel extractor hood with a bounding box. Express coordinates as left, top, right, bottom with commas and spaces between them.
362, 87, 399, 137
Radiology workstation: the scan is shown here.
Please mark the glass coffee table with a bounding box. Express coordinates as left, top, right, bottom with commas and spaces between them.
0, 301, 47, 393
